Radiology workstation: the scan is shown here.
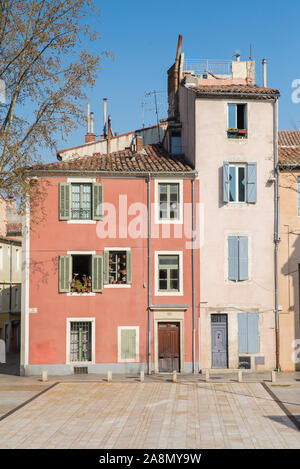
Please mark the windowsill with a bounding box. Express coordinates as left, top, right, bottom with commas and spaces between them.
69, 361, 94, 365
118, 359, 139, 363
155, 218, 183, 225
67, 292, 96, 296
67, 220, 96, 224
104, 284, 131, 288
155, 291, 183, 296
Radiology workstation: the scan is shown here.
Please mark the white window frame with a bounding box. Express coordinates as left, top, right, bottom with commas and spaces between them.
228, 164, 247, 203
66, 177, 97, 224
103, 247, 131, 288
118, 326, 139, 363
66, 317, 95, 365
154, 179, 183, 224
66, 251, 96, 296
155, 250, 183, 296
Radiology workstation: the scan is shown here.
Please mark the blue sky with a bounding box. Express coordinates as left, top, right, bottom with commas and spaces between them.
52, 0, 300, 162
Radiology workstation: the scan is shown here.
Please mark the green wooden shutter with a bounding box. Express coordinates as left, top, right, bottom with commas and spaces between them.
121, 328, 136, 360
59, 183, 71, 220
59, 255, 71, 292
247, 163, 257, 203
103, 251, 109, 284
92, 255, 103, 292
92, 183, 103, 220
126, 251, 132, 284
223, 163, 229, 202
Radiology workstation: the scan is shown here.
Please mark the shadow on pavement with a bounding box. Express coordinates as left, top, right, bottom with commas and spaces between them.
0, 353, 20, 376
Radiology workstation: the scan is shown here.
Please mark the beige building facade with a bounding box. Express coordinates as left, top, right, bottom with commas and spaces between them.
278, 131, 300, 370
165, 40, 280, 370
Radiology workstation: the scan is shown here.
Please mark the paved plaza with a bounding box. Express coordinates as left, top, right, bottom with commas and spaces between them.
0, 380, 299, 449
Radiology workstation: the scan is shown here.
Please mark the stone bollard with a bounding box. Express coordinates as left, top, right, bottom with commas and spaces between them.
107, 370, 112, 383
42, 370, 48, 382
205, 370, 210, 383
172, 370, 177, 383
238, 370, 243, 383
140, 370, 145, 382
271, 370, 276, 383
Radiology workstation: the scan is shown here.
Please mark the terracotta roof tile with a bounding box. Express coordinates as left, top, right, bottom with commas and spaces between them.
278, 130, 300, 147
28, 144, 194, 174
189, 84, 280, 98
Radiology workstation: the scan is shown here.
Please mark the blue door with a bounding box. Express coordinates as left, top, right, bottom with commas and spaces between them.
211, 314, 228, 368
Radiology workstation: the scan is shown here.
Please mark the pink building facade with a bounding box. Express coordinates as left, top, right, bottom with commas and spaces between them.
21, 145, 200, 375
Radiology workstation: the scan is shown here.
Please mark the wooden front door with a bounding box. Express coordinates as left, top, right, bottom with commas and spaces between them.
158, 322, 180, 372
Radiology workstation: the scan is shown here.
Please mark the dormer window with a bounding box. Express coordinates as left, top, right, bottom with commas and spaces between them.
170, 130, 182, 154
227, 104, 247, 139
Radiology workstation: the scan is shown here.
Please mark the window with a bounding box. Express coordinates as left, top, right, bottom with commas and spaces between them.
223, 162, 257, 203
59, 254, 103, 293
118, 326, 139, 362
238, 313, 259, 353
70, 321, 92, 362
229, 165, 246, 202
59, 182, 103, 221
103, 250, 132, 285
170, 130, 182, 154
227, 104, 247, 138
71, 183, 92, 219
158, 255, 179, 292
228, 236, 249, 281
159, 183, 179, 220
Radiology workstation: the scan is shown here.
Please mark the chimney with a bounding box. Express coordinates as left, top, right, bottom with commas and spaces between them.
135, 135, 143, 152
85, 105, 96, 143
167, 34, 182, 121
103, 98, 107, 138
107, 114, 111, 153
262, 58, 267, 87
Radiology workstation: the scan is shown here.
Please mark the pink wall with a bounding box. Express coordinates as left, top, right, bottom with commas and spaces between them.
28, 177, 199, 367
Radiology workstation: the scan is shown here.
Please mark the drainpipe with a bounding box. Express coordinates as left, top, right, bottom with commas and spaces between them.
192, 179, 196, 373
273, 96, 280, 370
147, 173, 151, 374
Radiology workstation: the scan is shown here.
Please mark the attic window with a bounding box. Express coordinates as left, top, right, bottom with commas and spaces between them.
227, 104, 247, 139
170, 130, 182, 154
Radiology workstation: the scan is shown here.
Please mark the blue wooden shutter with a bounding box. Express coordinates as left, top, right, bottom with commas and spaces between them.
247, 313, 259, 353
238, 236, 248, 281
247, 163, 257, 203
228, 236, 239, 280
238, 313, 259, 353
238, 313, 248, 353
223, 162, 229, 202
